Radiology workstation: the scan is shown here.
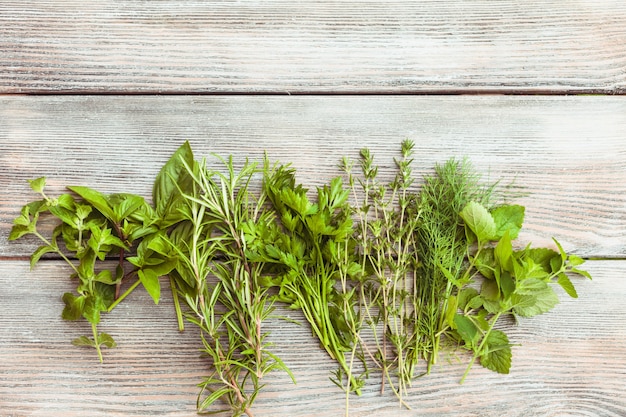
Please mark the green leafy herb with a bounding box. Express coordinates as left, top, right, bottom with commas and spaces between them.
162, 153, 294, 416
341, 140, 421, 407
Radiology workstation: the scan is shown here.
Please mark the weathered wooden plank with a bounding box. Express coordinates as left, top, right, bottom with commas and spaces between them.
1, 95, 625, 258
0, 259, 622, 416
1, 1, 625, 94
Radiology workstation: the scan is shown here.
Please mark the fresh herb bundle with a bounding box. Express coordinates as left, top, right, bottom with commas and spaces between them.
10, 140, 592, 415
250, 161, 365, 396
341, 140, 421, 406
155, 152, 294, 415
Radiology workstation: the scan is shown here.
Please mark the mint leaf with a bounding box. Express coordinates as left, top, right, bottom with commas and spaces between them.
557, 273, 578, 298
491, 205, 525, 240
512, 286, 559, 317
480, 330, 511, 374
460, 201, 496, 244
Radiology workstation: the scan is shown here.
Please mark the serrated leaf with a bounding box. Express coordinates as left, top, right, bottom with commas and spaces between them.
491, 205, 525, 240
98, 333, 117, 348
28, 177, 47, 194
72, 335, 96, 347
480, 330, 511, 374
557, 273, 578, 298
62, 293, 85, 321
512, 286, 559, 317
30, 244, 57, 269
460, 201, 497, 244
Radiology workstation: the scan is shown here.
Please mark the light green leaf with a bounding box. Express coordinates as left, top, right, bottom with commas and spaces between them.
557, 273, 578, 298
30, 244, 57, 269
138, 268, 161, 305
512, 286, 559, 317
494, 231, 514, 273
491, 205, 525, 240
98, 333, 117, 348
460, 201, 497, 243
68, 186, 115, 221
28, 177, 47, 194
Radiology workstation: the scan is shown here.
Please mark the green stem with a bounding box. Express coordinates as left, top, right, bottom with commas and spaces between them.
460, 312, 501, 384
170, 276, 185, 331
92, 322, 103, 363
107, 278, 141, 312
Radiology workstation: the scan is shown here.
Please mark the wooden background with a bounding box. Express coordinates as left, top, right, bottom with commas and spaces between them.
1, 1, 625, 416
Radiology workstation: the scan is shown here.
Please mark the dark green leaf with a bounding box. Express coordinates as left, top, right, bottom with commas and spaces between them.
62, 293, 85, 321
480, 330, 511, 374
153, 141, 194, 224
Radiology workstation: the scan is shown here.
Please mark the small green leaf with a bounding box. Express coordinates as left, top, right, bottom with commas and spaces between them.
491, 205, 525, 240
62, 293, 85, 321
28, 177, 47, 194
571, 267, 593, 280
557, 273, 578, 298
567, 254, 585, 267
494, 231, 514, 273
72, 335, 96, 347
30, 244, 58, 269
98, 333, 117, 348
460, 201, 497, 243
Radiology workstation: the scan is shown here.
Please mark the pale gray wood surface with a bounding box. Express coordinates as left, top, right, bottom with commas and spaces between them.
1, 1, 625, 94
2, 96, 625, 258
1, 96, 625, 416
0, 259, 623, 416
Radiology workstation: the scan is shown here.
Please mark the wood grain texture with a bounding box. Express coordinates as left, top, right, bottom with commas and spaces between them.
2, 95, 625, 258
1, 0, 625, 94
0, 259, 623, 416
